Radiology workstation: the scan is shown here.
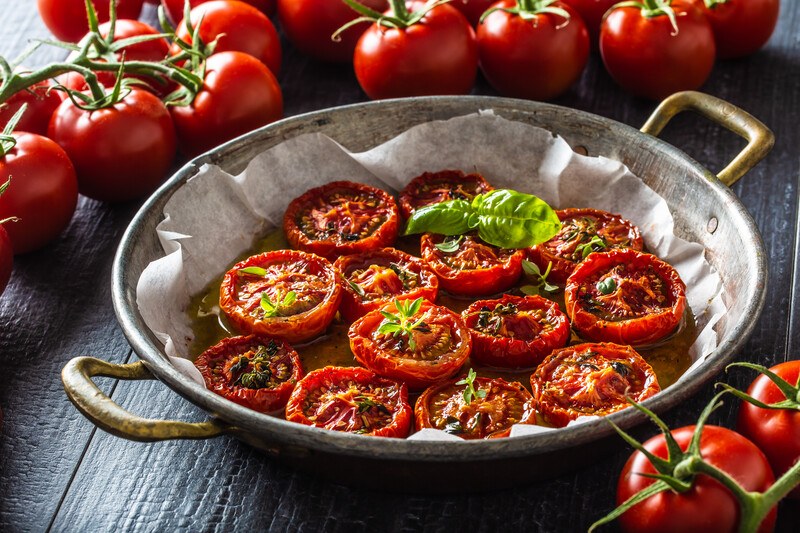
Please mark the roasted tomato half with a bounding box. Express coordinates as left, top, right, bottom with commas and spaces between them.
285, 366, 412, 437
283, 181, 399, 259
194, 335, 303, 413
219, 250, 342, 343
415, 374, 535, 439
349, 299, 471, 390
420, 233, 524, 296
527, 208, 643, 285
334, 247, 439, 322
564, 249, 686, 345
462, 294, 570, 369
397, 169, 493, 219
531, 342, 660, 427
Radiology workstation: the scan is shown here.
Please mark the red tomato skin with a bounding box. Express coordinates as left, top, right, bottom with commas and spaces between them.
48, 89, 175, 203
170, 51, 283, 157
737, 361, 800, 499
37, 0, 145, 42
617, 425, 776, 533
0, 225, 12, 294
173, 1, 282, 76
477, 1, 589, 101
450, 0, 496, 26
0, 133, 78, 253
0, 81, 63, 137
278, 0, 388, 63
561, 0, 617, 43
599, 1, 715, 100
354, 2, 478, 99
162, 0, 276, 23
697, 0, 779, 59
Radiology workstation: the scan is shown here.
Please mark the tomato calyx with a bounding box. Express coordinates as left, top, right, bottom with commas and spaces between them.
722, 362, 800, 411
336, 0, 451, 38
590, 390, 800, 532
610, 0, 679, 35
703, 0, 730, 7
0, 105, 24, 155
481, 0, 572, 26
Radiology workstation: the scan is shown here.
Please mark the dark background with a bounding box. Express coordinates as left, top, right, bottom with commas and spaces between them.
1, 1, 799, 531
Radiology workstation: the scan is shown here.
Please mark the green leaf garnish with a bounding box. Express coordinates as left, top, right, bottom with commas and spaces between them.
575, 235, 607, 259
521, 259, 558, 296
597, 277, 617, 295
345, 276, 366, 297
376, 297, 429, 352
260, 290, 297, 318
435, 234, 464, 253
455, 368, 487, 405
239, 266, 268, 276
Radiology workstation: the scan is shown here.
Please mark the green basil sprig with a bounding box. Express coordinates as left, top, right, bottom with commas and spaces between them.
404, 189, 561, 249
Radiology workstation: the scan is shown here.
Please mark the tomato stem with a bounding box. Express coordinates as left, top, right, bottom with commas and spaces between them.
482, 0, 572, 25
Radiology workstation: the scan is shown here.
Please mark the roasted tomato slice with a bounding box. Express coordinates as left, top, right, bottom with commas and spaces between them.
564, 249, 686, 345
349, 298, 471, 390
285, 366, 412, 437
283, 180, 399, 259
531, 342, 660, 427
527, 208, 643, 285
398, 169, 493, 219
219, 249, 342, 343
415, 374, 535, 439
334, 247, 439, 322
420, 232, 524, 296
462, 294, 570, 369
194, 335, 303, 413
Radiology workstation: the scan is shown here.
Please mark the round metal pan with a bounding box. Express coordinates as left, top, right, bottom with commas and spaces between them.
62, 92, 773, 491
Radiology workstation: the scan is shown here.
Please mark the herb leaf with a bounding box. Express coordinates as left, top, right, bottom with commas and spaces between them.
239, 266, 267, 276
597, 278, 617, 295
455, 368, 486, 405
435, 235, 464, 253
260, 290, 297, 318
376, 297, 427, 353
575, 235, 607, 259
521, 259, 558, 296
404, 198, 474, 236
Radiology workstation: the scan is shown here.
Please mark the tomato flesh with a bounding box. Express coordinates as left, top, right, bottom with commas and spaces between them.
398, 169, 493, 219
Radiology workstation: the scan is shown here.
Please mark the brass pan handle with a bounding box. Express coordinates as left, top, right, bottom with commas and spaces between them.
641, 91, 774, 187
62, 357, 228, 442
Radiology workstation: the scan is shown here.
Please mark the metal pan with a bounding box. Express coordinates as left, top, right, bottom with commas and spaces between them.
61, 91, 773, 491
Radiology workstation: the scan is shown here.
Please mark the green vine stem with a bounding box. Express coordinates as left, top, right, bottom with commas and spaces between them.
481, 0, 572, 25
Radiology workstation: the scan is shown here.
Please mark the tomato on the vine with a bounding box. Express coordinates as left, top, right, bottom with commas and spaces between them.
278, 0, 388, 63
616, 425, 776, 533
0, 81, 63, 136
162, 0, 276, 23
477, 1, 589, 101
600, 0, 715, 100
37, 0, 145, 42
173, 0, 282, 76
0, 135, 78, 253
219, 249, 342, 344
283, 181, 399, 260
564, 249, 686, 345
48, 88, 176, 203
354, 1, 478, 99
697, 0, 779, 59
398, 169, 492, 219
285, 366, 412, 437
194, 335, 304, 413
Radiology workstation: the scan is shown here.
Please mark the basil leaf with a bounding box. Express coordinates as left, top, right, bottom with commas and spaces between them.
404, 199, 474, 236
472, 190, 561, 249
239, 266, 267, 276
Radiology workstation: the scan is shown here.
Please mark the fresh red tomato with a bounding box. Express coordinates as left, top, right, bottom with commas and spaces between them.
194, 335, 304, 413
398, 169, 493, 220
48, 88, 175, 203
415, 374, 535, 439
173, 0, 281, 76
477, 1, 589, 101
737, 361, 800, 499
162, 0, 276, 23
277, 0, 388, 63
170, 51, 283, 157
450, 0, 496, 26
283, 181, 399, 260
600, 0, 715, 100
0, 81, 63, 136
696, 0, 779, 59
561, 0, 617, 43
219, 249, 342, 344
531, 342, 660, 427
37, 0, 145, 42
285, 366, 412, 437
0, 223, 12, 294
354, 2, 478, 99
334, 247, 439, 322
0, 134, 78, 253
564, 249, 686, 345
420, 232, 524, 296
617, 425, 776, 533
349, 299, 471, 390
527, 207, 643, 285
462, 294, 570, 368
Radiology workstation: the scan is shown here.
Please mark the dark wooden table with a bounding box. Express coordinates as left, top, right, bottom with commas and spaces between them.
2, 2, 799, 532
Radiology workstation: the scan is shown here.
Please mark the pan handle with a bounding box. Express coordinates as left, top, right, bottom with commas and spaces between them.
62, 357, 229, 442
640, 91, 774, 187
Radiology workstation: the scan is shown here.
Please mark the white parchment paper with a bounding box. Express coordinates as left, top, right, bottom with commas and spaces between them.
136, 112, 725, 436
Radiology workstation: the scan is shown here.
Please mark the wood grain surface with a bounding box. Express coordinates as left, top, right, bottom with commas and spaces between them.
1, 1, 799, 532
